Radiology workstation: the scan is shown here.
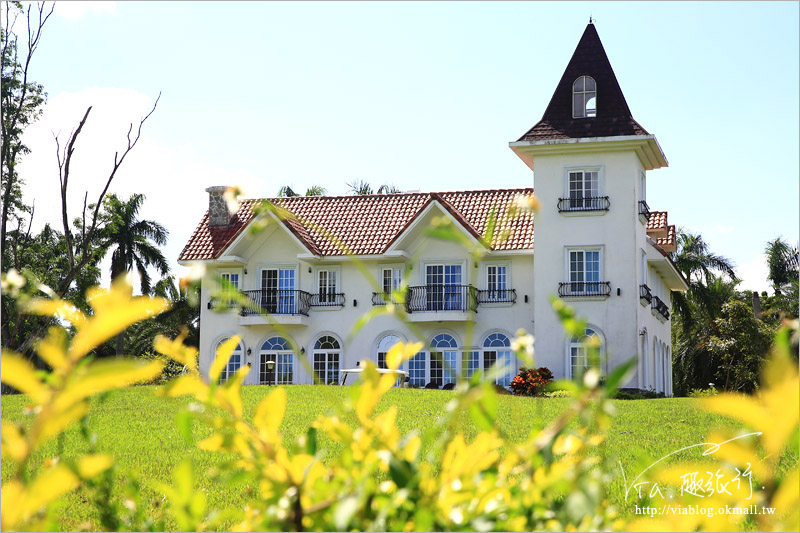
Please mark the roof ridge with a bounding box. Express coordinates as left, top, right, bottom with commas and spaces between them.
235, 187, 535, 203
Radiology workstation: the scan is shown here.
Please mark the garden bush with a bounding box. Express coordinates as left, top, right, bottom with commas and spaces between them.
1, 275, 797, 532
509, 366, 553, 396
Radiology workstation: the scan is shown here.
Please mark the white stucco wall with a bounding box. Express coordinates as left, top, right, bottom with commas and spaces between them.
197, 206, 535, 387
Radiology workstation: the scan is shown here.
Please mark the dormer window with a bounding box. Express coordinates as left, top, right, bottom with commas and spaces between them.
572, 76, 596, 118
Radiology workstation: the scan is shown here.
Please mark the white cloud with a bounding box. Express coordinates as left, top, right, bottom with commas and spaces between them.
735, 254, 772, 295
17, 87, 263, 290
54, 1, 119, 20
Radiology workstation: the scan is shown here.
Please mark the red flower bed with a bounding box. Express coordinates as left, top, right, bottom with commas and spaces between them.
509, 366, 554, 396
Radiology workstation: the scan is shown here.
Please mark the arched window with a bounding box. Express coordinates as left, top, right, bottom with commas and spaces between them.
430, 333, 458, 386
260, 336, 293, 385
483, 332, 513, 388
573, 76, 597, 118
216, 337, 244, 383
376, 334, 401, 369
313, 335, 341, 385
568, 327, 603, 380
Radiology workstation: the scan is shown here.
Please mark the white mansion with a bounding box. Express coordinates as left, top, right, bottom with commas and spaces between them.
179, 22, 688, 395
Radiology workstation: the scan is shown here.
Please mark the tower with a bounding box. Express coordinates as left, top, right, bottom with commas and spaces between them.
509, 22, 676, 388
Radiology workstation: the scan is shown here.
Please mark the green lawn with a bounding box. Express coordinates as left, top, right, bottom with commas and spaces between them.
0, 386, 772, 530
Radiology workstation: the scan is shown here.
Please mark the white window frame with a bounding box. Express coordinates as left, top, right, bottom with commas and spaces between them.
375, 332, 406, 370
564, 326, 605, 380
379, 264, 403, 294
312, 334, 341, 385
563, 166, 603, 198
563, 246, 605, 299
258, 335, 294, 385
215, 337, 244, 383
481, 331, 515, 388
315, 266, 341, 305
572, 75, 597, 118
429, 332, 459, 387
483, 261, 512, 305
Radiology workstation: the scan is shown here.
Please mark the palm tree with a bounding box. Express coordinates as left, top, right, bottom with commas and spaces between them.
346, 180, 374, 195
765, 237, 799, 296
277, 185, 327, 197
98, 193, 170, 355
670, 229, 738, 327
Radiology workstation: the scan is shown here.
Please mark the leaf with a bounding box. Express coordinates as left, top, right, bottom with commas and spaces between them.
469, 384, 498, 432
0, 351, 50, 404
154, 333, 199, 373
215, 363, 249, 418
1, 422, 28, 462
209, 336, 241, 384
305, 426, 318, 456
385, 341, 423, 371
69, 278, 170, 361
35, 327, 69, 373
23, 298, 86, 328
53, 358, 164, 413
603, 357, 636, 393
158, 375, 209, 400
32, 401, 89, 448
76, 454, 114, 479
1, 479, 25, 530
23, 464, 80, 518
254, 387, 286, 436
175, 411, 194, 445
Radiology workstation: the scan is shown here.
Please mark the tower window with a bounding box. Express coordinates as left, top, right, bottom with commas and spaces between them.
572, 76, 596, 118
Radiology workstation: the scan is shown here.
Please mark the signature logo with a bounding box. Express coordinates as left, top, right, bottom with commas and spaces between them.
620, 432, 762, 501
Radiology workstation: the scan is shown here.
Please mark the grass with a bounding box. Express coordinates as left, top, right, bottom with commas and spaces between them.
0, 385, 773, 530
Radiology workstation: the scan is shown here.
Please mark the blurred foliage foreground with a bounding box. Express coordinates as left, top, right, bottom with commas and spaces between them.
1, 276, 798, 532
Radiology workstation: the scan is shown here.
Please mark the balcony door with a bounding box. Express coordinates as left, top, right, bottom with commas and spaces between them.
261, 268, 295, 314
425, 264, 462, 311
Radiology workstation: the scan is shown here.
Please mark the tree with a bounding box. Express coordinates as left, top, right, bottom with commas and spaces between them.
126, 275, 200, 357
277, 185, 327, 197
97, 193, 170, 354
709, 300, 775, 393
765, 237, 799, 296
671, 229, 738, 328
1, 1, 52, 260
346, 180, 401, 195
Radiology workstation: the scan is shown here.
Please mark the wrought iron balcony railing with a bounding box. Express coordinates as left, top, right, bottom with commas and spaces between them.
652, 295, 670, 320
240, 289, 312, 316
558, 281, 612, 298
406, 284, 478, 313
371, 291, 406, 306
638, 200, 651, 220
557, 196, 610, 212
309, 292, 345, 307
476, 288, 517, 304
639, 284, 652, 304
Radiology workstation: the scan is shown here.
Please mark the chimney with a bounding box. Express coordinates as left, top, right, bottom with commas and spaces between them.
206, 186, 234, 227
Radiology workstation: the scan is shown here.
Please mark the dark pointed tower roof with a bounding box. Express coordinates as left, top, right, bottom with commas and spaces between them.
517, 22, 649, 142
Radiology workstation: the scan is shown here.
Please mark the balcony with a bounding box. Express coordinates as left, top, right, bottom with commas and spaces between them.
477, 288, 517, 305
638, 200, 651, 221
558, 281, 611, 299
309, 292, 345, 308
405, 284, 477, 322
651, 295, 670, 320
238, 289, 311, 326
557, 196, 610, 213
371, 292, 406, 306
639, 284, 652, 305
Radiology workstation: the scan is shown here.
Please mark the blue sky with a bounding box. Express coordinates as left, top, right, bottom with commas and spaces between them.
12, 1, 799, 293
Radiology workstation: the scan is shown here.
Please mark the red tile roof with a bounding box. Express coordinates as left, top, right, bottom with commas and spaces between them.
657, 224, 676, 252
646, 210, 668, 234
179, 189, 535, 261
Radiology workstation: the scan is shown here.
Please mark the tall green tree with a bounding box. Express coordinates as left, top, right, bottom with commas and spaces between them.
765, 237, 799, 296
98, 193, 170, 354
1, 2, 52, 260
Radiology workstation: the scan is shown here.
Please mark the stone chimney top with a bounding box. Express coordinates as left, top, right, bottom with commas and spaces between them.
206, 186, 234, 227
